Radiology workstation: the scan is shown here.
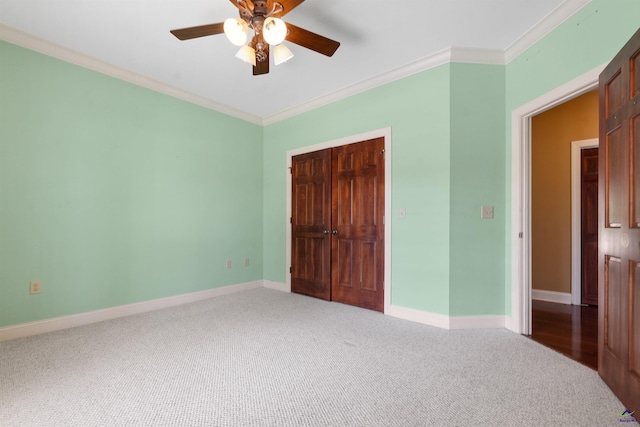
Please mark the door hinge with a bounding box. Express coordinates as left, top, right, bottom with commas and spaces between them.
290, 217, 293, 224
288, 167, 292, 174
289, 266, 292, 273
518, 232, 523, 239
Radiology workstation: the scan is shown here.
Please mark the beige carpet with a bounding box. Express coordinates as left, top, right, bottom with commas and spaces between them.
0, 288, 626, 426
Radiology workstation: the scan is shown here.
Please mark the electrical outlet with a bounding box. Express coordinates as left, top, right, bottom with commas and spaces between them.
226, 260, 232, 269
244, 258, 250, 267
29, 281, 42, 295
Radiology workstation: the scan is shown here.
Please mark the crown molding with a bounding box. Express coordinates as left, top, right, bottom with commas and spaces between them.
1, 23, 503, 127
263, 48, 454, 125
263, 46, 506, 125
264, 0, 590, 125
449, 47, 505, 65
504, 0, 592, 64
1, 0, 590, 126
0, 24, 263, 126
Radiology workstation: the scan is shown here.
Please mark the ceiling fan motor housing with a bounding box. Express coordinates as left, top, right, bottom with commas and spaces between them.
252, 1, 268, 13
251, 15, 266, 31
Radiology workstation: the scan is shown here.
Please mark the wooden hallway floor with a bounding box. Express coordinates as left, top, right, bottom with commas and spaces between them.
529, 300, 598, 370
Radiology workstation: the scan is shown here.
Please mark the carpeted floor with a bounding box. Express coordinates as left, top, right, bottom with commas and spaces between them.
0, 288, 626, 426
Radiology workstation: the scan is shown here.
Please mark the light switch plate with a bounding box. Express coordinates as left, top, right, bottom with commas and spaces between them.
481, 206, 494, 219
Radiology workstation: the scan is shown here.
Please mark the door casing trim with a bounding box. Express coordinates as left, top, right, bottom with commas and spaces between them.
509, 65, 604, 334
285, 127, 392, 312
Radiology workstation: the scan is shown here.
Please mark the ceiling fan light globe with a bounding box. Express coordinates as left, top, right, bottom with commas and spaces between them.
263, 17, 287, 45
235, 45, 256, 66
274, 43, 294, 65
224, 18, 248, 46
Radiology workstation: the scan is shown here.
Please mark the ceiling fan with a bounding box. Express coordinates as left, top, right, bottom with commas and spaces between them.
170, 0, 340, 76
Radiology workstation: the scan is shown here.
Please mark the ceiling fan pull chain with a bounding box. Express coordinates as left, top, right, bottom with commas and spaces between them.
266, 2, 284, 17
236, 0, 252, 15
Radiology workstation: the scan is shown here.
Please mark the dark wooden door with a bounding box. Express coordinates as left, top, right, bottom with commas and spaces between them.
291, 138, 385, 312
581, 147, 599, 305
598, 26, 640, 413
291, 149, 332, 300
331, 138, 385, 312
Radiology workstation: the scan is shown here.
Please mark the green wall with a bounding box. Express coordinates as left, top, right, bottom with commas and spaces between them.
2, 0, 639, 329
449, 63, 506, 316
263, 0, 640, 318
263, 63, 508, 317
506, 0, 640, 112
503, 0, 640, 312
0, 41, 264, 327
264, 66, 453, 314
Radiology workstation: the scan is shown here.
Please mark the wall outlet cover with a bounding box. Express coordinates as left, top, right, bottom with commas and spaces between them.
29, 281, 42, 295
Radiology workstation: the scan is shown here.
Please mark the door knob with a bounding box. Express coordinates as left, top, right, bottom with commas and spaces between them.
323, 229, 330, 234
331, 230, 338, 235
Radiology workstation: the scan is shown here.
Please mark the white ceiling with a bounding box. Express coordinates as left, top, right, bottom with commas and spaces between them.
0, 0, 587, 123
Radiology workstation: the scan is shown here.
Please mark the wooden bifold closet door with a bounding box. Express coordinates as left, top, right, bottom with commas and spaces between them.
291, 137, 385, 312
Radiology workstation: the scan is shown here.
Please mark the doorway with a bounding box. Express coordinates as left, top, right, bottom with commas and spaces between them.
285, 128, 392, 312
528, 91, 599, 368
512, 29, 640, 410
509, 64, 605, 335
530, 92, 598, 307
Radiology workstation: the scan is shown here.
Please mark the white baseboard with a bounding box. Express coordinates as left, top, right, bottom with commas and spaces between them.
531, 289, 572, 305
1, 280, 513, 341
0, 280, 264, 342
449, 315, 506, 329
385, 304, 451, 329
263, 280, 289, 292
386, 304, 506, 330
504, 316, 518, 333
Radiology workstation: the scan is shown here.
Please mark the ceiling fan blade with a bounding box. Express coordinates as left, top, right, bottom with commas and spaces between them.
253, 45, 270, 75
285, 23, 340, 57
170, 23, 225, 40
270, 0, 304, 17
